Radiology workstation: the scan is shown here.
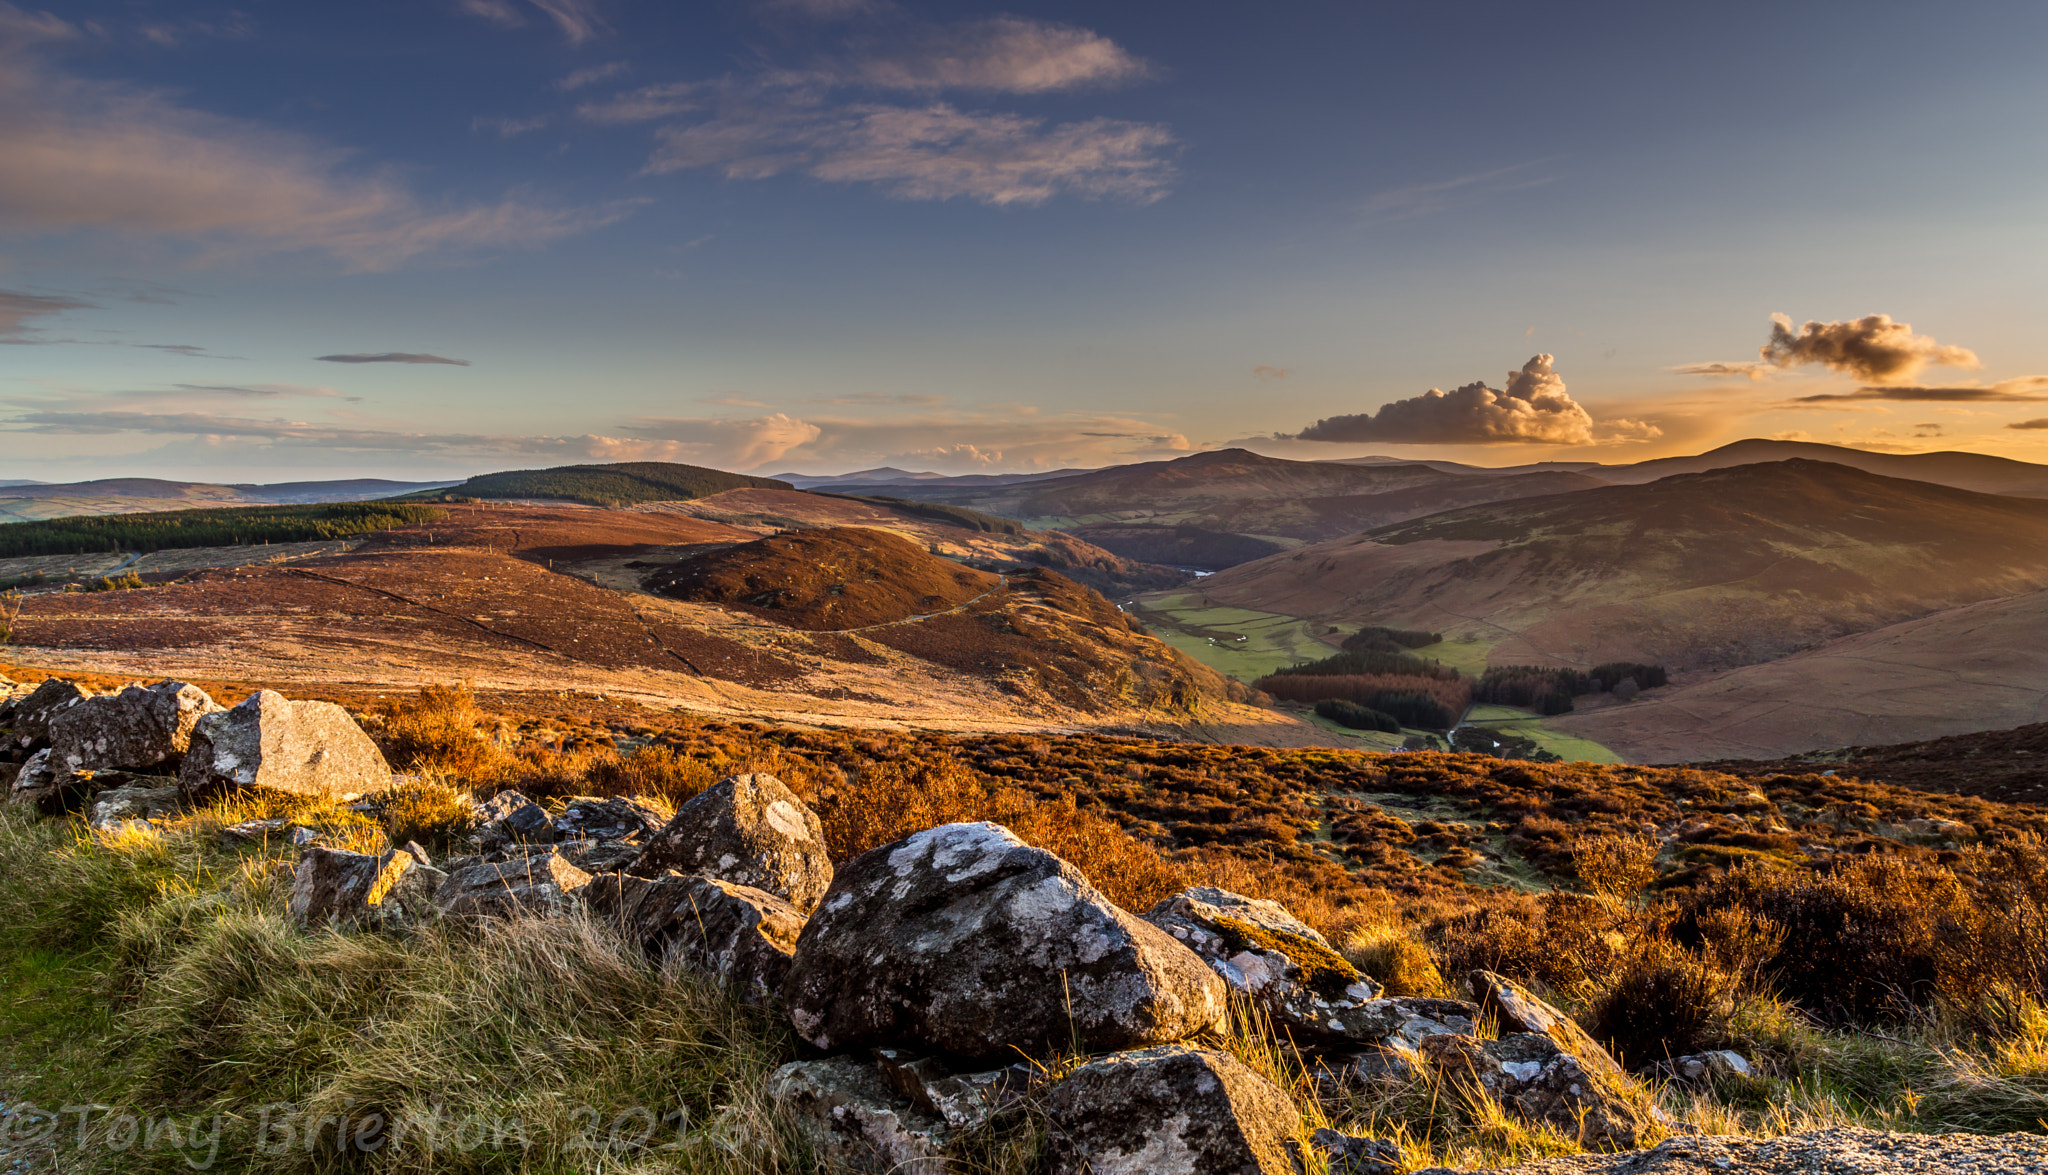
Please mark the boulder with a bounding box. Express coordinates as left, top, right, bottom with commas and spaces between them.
1641, 1050, 1754, 1086
1312, 1129, 1402, 1175
47, 681, 218, 775
583, 871, 803, 1007
1471, 970, 1628, 1080
179, 691, 393, 800
554, 838, 643, 874
475, 790, 554, 852
1041, 1044, 1306, 1175
783, 821, 1226, 1059
633, 774, 831, 913
290, 845, 445, 928
871, 1049, 1030, 1133
1147, 887, 1391, 1044
768, 1058, 948, 1174
1419, 1031, 1667, 1152
552, 795, 667, 842
88, 781, 183, 832
7, 679, 91, 749
1308, 996, 1483, 1090
434, 850, 592, 919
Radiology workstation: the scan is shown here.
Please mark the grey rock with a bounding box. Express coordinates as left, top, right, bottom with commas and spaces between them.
434, 849, 592, 919
583, 870, 804, 1007
554, 838, 642, 874
552, 795, 667, 842
1042, 1044, 1306, 1175
1147, 886, 1392, 1044
179, 690, 393, 800
1641, 1050, 1755, 1086
47, 681, 218, 775
871, 1048, 1031, 1133
1312, 1128, 1402, 1175
475, 790, 554, 852
88, 781, 183, 832
784, 821, 1227, 1059
7, 679, 91, 749
220, 817, 291, 847
399, 840, 433, 867
1408, 1126, 2048, 1175
768, 1058, 948, 1174
1471, 970, 1628, 1080
1420, 1031, 1667, 1153
290, 845, 446, 928
634, 774, 832, 913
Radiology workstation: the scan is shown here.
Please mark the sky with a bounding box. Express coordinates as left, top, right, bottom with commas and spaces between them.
3, 0, 2047, 483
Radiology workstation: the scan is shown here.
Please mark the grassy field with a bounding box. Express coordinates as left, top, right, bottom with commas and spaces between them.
1407, 637, 1494, 676
1462, 703, 1623, 764
1128, 590, 1337, 680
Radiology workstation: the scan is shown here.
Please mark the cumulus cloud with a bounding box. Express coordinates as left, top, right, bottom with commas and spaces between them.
1791, 376, 2048, 404
315, 352, 471, 366
1760, 313, 1980, 384
576, 16, 1174, 205
0, 16, 628, 270
0, 288, 94, 341
1296, 354, 1599, 445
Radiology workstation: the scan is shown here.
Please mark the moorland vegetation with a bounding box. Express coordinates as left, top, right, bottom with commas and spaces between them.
414, 462, 791, 508
0, 502, 448, 558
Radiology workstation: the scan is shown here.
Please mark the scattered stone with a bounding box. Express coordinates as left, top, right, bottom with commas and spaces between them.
584, 871, 804, 1007
1148, 886, 1408, 1045
1471, 970, 1628, 1080
179, 690, 394, 800
434, 849, 593, 919
552, 795, 667, 842
768, 1058, 948, 1174
1420, 1031, 1667, 1153
635, 774, 832, 912
398, 840, 433, 867
1041, 1044, 1306, 1175
1410, 1127, 2048, 1175
1641, 1050, 1755, 1086
220, 817, 291, 847
554, 838, 643, 874
87, 781, 183, 832
290, 845, 445, 928
475, 790, 554, 852
7, 680, 91, 749
1312, 1128, 1403, 1175
47, 681, 218, 775
783, 822, 1226, 1059
871, 1048, 1031, 1132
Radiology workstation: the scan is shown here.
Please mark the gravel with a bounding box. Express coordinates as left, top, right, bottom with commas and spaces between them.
1416, 1128, 2048, 1175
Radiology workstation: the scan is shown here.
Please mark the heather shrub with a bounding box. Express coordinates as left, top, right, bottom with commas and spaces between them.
372, 683, 520, 781
379, 777, 479, 853
1578, 934, 1735, 1067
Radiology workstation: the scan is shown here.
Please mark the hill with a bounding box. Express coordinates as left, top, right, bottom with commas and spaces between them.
1695, 713, 2048, 805
651, 527, 1000, 630
1554, 587, 2048, 764
0, 476, 463, 525
420, 461, 790, 507
1198, 460, 2048, 673
1591, 438, 2048, 497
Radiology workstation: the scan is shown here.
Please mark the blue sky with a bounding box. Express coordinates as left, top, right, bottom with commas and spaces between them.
3, 0, 2046, 481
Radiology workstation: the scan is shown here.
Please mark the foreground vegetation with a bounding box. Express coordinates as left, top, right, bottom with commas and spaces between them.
6, 684, 2048, 1171
0, 502, 448, 559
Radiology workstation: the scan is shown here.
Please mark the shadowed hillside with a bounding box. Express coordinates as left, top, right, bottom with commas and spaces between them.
418, 461, 790, 507
651, 527, 1000, 630
1201, 460, 2048, 673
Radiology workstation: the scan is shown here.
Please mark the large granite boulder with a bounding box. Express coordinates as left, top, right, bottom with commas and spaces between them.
1042, 1044, 1306, 1175
290, 845, 445, 928
178, 690, 393, 800
433, 850, 592, 919
783, 821, 1226, 1059
584, 870, 804, 1007
1420, 1031, 1667, 1152
8, 679, 92, 749
634, 774, 832, 912
47, 681, 219, 775
769, 1058, 949, 1174
1148, 886, 1400, 1044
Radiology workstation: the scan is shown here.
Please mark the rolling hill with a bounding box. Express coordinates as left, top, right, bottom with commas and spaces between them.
0, 476, 462, 524
652, 527, 1001, 630
1197, 459, 2048, 673
416, 461, 789, 506
1587, 438, 2048, 497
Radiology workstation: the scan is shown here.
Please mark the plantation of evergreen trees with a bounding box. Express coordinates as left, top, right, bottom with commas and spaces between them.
0, 502, 447, 558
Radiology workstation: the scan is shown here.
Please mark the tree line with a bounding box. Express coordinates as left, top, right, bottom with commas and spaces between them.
0, 502, 447, 558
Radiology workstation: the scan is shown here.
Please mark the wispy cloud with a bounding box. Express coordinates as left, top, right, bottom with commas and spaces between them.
456, 0, 605, 44
1673, 361, 1770, 381
803, 392, 949, 406
0, 14, 631, 270
1252, 365, 1289, 379
472, 114, 549, 139
841, 16, 1151, 93
0, 288, 95, 342
1791, 377, 2048, 405
557, 60, 628, 91
132, 343, 242, 359
1359, 161, 1557, 224
315, 352, 471, 366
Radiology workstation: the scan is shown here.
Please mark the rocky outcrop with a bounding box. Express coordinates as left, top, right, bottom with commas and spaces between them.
475, 790, 554, 853
783, 822, 1227, 1059
1041, 1044, 1306, 1175
634, 774, 832, 913
290, 845, 445, 928
553, 795, 667, 843
1471, 970, 1628, 1079
1641, 1050, 1754, 1087
1419, 1031, 1667, 1152
7, 679, 91, 749
871, 1049, 1029, 1132
179, 690, 393, 800
1412, 1128, 2048, 1175
584, 870, 804, 1007
88, 780, 183, 833
47, 681, 218, 775
769, 1058, 949, 1174
1147, 886, 1391, 1042
433, 850, 593, 919
1313, 1129, 1403, 1175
